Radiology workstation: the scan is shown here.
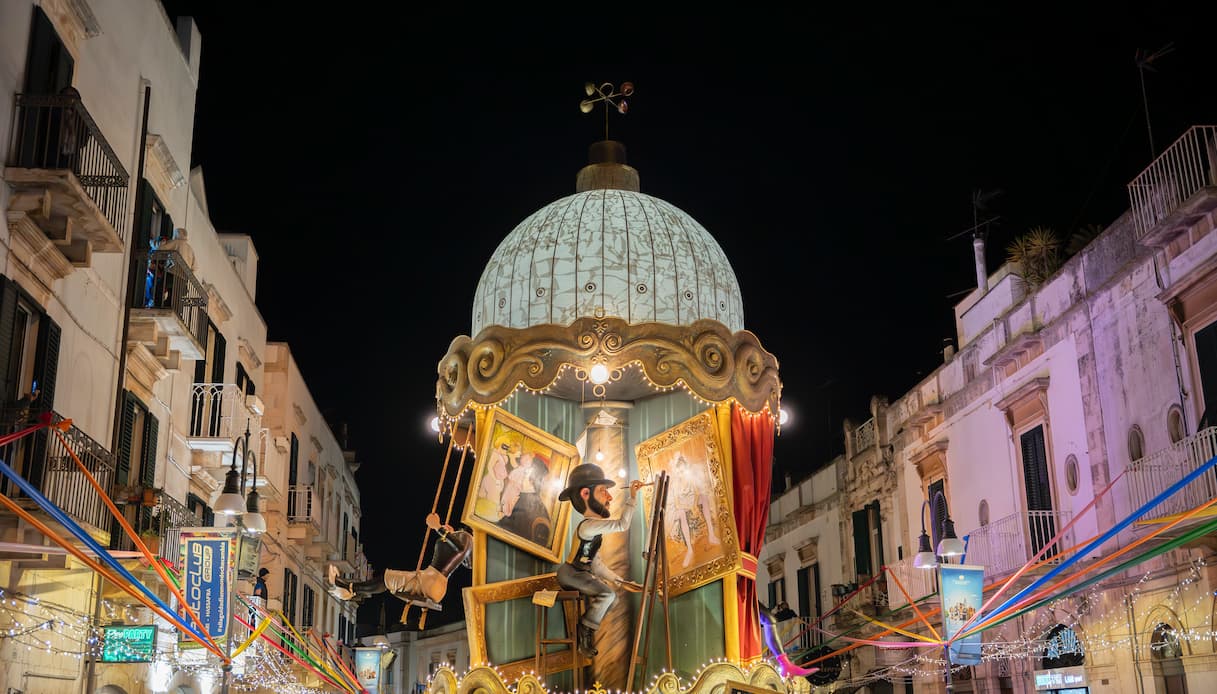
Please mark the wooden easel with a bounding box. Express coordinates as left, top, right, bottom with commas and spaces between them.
626, 470, 672, 691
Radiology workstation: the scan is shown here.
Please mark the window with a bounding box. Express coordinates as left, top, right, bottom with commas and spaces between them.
851, 501, 884, 579
1151, 623, 1188, 694
978, 499, 990, 526
287, 433, 301, 517
191, 320, 226, 436
1041, 624, 1084, 669
768, 577, 786, 608
186, 493, 214, 527
1128, 425, 1146, 462
1019, 425, 1057, 558
1168, 406, 1186, 443
1065, 455, 1080, 495
235, 361, 256, 398
797, 564, 822, 648
301, 584, 316, 628
24, 8, 73, 94
1193, 320, 1217, 429
0, 278, 61, 410
116, 392, 159, 534
282, 569, 298, 623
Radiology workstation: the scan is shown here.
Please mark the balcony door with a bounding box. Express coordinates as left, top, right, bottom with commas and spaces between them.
190, 320, 226, 436
1020, 425, 1058, 558
24, 8, 73, 95
1192, 320, 1217, 428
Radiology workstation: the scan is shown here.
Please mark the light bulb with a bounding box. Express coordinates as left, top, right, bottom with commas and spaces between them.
589, 364, 610, 385
429, 416, 441, 432
595, 449, 605, 462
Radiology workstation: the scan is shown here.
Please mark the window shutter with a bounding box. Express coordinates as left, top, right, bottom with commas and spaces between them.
116, 392, 137, 486
211, 332, 226, 383
1020, 427, 1053, 511
852, 508, 872, 578
141, 413, 158, 488
33, 316, 60, 411
23, 8, 74, 95
0, 278, 21, 403
289, 434, 299, 485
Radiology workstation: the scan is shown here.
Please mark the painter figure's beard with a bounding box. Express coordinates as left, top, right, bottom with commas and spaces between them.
587, 495, 611, 518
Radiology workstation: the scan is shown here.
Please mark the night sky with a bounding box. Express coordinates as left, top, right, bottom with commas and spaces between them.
158, 3, 1217, 629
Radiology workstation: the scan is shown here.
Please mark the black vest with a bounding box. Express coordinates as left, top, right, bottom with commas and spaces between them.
570, 521, 603, 569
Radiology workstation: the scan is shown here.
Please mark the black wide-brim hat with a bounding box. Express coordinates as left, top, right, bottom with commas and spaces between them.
558, 463, 616, 502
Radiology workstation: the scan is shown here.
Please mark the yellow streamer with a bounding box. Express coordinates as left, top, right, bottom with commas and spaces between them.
882, 567, 941, 641
231, 612, 274, 657
847, 609, 941, 644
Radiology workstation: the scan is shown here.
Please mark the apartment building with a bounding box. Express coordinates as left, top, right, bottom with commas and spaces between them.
0, 2, 364, 692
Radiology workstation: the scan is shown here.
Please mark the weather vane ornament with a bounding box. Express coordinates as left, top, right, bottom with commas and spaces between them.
580, 81, 634, 140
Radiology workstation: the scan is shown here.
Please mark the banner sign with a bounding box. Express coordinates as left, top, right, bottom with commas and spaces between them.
101, 624, 156, 662
939, 563, 984, 665
178, 527, 239, 643
238, 533, 261, 579
355, 647, 382, 693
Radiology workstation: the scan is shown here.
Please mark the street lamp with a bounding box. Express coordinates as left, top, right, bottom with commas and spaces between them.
216, 422, 264, 694
916, 490, 969, 693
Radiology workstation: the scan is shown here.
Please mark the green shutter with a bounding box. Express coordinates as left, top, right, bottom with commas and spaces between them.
116, 392, 137, 486
852, 508, 872, 578
33, 316, 60, 411
0, 278, 21, 403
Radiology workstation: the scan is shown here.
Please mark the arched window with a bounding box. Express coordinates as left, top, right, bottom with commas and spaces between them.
1151, 623, 1187, 694
1041, 624, 1084, 669
978, 499, 990, 526
1129, 425, 1146, 462
1167, 406, 1186, 444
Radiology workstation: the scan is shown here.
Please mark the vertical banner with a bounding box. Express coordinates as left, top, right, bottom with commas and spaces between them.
178, 527, 239, 644
355, 647, 382, 694
939, 563, 984, 665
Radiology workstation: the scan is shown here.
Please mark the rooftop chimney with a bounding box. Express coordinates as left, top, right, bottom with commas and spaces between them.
973, 234, 988, 293
576, 140, 640, 193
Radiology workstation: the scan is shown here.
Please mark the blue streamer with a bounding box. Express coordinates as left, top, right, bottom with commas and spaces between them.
981, 453, 1217, 624
0, 456, 214, 646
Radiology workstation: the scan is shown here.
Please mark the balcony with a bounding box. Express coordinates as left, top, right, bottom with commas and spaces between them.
1126, 426, 1217, 528
963, 509, 1074, 578
885, 555, 937, 612
4, 92, 128, 283
286, 484, 321, 531
112, 492, 198, 567
187, 383, 264, 452
852, 418, 876, 454
127, 251, 207, 364
1127, 125, 1217, 247
0, 409, 115, 534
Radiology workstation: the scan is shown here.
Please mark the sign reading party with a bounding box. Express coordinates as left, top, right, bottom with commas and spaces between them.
939, 563, 984, 665
179, 527, 239, 642
101, 624, 156, 662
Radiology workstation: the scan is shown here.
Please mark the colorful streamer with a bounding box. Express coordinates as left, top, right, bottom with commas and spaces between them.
758, 609, 818, 676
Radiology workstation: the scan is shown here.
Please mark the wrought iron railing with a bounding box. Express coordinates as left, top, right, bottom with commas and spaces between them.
1127, 125, 1217, 240
288, 485, 318, 525
964, 509, 1073, 577
852, 417, 876, 454
131, 250, 208, 349
189, 383, 261, 440
7, 92, 130, 237
1126, 426, 1217, 523
0, 408, 115, 530
132, 493, 197, 563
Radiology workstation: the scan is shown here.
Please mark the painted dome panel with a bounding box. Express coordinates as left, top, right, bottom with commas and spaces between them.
472, 189, 744, 334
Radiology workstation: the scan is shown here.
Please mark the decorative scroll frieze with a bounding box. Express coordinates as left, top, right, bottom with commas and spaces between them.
436, 316, 781, 417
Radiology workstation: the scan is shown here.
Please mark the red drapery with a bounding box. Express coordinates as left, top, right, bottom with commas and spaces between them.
731, 403, 775, 661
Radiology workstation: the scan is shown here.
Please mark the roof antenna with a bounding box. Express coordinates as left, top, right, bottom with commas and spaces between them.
945, 189, 1003, 292
1136, 43, 1174, 158
580, 81, 634, 140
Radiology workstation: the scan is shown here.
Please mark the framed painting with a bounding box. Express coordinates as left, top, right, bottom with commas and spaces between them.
636, 410, 741, 596
463, 407, 578, 563
462, 573, 580, 681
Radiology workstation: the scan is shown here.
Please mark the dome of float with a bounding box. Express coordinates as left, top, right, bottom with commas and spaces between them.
471, 188, 744, 335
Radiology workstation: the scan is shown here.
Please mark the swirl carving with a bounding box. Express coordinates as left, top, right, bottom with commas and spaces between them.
436, 317, 780, 417
427, 660, 794, 694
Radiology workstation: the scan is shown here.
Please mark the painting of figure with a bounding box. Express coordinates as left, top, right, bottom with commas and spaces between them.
636, 410, 740, 595
463, 408, 577, 562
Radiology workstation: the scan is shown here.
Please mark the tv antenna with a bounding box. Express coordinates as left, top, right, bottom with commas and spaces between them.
1136, 43, 1174, 158
945, 188, 1003, 242
580, 81, 634, 140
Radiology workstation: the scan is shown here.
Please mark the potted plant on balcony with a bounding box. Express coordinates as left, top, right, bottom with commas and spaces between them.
138, 527, 161, 555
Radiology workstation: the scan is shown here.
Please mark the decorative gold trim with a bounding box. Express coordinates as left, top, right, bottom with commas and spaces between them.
436, 317, 781, 418
461, 408, 577, 564
462, 573, 561, 672
636, 411, 742, 596
427, 662, 791, 694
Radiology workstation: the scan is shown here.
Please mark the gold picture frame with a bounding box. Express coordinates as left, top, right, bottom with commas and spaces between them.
636, 410, 741, 596
462, 573, 579, 682
462, 408, 578, 563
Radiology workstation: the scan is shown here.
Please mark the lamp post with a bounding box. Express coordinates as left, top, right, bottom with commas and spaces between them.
915, 491, 966, 694
214, 423, 266, 694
